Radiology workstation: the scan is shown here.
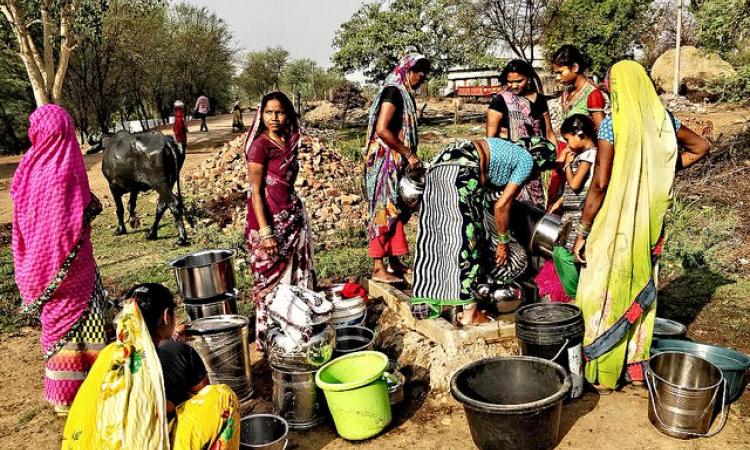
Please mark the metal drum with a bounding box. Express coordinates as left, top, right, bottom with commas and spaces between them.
187, 315, 253, 402
646, 351, 727, 439
170, 249, 236, 300
183, 290, 238, 320
271, 366, 327, 430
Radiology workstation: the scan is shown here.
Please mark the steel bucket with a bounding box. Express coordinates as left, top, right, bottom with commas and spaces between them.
240, 414, 288, 450
170, 249, 236, 300
646, 351, 728, 439
333, 325, 375, 356
531, 214, 561, 258
187, 315, 253, 402
271, 366, 327, 430
183, 290, 238, 320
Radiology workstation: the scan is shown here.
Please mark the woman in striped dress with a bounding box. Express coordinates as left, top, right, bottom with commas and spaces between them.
411, 138, 556, 325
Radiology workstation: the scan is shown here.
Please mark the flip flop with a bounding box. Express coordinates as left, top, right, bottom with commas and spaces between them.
372, 274, 404, 284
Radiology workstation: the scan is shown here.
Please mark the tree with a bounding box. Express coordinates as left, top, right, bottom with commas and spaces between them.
236, 47, 289, 100
692, 0, 750, 56
332, 0, 492, 82
0, 0, 84, 105
541, 0, 651, 74
636, 0, 699, 68
463, 0, 564, 62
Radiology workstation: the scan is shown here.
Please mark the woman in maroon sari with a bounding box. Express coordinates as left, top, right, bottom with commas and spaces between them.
245, 92, 312, 347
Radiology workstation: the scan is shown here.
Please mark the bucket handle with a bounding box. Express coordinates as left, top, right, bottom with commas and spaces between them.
645, 366, 729, 438
550, 338, 570, 363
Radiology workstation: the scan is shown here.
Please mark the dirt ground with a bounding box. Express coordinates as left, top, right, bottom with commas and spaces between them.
1, 103, 749, 449
1, 326, 748, 450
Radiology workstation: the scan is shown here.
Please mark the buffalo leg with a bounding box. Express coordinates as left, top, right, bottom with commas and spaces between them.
128, 191, 141, 229
111, 185, 127, 236
166, 192, 189, 246
146, 199, 169, 240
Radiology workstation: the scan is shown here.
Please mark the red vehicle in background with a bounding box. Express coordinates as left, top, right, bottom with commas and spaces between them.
444, 67, 504, 98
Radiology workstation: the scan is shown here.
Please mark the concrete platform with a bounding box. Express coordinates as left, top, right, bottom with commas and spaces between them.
364, 278, 517, 349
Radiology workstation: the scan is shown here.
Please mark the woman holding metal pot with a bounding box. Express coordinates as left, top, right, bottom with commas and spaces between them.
364, 51, 430, 284
572, 61, 710, 390
411, 137, 556, 325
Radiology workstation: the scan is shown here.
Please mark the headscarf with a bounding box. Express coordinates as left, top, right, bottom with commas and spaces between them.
577, 60, 678, 388
62, 299, 170, 449
10, 104, 95, 351
365, 51, 427, 150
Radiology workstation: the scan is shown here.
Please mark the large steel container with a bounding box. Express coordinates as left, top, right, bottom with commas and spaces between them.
170, 249, 236, 300
187, 314, 253, 402
271, 366, 327, 429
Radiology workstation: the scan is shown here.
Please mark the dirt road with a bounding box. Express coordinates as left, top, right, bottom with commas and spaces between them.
0, 114, 245, 224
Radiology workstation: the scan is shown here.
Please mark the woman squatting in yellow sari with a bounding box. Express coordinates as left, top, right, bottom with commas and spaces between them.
61, 283, 240, 450
571, 61, 710, 390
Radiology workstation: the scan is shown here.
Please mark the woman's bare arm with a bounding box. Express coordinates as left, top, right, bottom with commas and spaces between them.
486, 109, 502, 138
676, 125, 710, 170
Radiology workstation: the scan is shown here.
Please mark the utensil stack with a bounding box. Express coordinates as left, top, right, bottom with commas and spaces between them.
170, 249, 240, 321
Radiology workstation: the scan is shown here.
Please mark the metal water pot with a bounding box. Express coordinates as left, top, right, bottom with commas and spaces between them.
170, 249, 236, 300
490, 282, 524, 314
398, 166, 426, 210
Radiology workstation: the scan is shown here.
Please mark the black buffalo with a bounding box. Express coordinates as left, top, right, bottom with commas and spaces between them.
88, 131, 189, 245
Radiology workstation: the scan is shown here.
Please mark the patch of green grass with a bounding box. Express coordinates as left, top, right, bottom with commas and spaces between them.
662, 197, 740, 276
0, 240, 35, 332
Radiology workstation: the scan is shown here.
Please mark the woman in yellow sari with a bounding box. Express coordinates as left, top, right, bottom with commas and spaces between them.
572, 61, 709, 390
61, 283, 240, 450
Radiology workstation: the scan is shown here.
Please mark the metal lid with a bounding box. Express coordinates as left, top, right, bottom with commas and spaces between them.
186, 314, 248, 335
653, 317, 687, 337
516, 303, 582, 326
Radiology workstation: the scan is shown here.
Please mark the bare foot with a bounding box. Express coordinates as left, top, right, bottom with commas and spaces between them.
388, 258, 411, 275
372, 269, 403, 284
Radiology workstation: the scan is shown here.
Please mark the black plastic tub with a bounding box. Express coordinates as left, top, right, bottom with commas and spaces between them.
450, 356, 571, 450
516, 303, 585, 399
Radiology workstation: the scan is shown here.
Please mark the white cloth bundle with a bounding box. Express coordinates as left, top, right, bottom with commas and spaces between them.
267, 284, 333, 344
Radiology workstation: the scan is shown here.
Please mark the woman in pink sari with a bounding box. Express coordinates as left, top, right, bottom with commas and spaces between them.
10, 104, 108, 414
245, 92, 312, 347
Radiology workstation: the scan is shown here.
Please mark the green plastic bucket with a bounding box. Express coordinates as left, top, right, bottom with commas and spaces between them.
315, 351, 392, 440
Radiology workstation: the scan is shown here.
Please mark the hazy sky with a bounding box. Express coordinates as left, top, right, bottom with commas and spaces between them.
184, 0, 368, 67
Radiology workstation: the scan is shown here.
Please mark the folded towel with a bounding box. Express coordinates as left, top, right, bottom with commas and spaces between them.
267, 284, 333, 344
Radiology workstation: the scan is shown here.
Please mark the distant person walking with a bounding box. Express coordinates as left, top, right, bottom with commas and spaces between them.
232, 97, 244, 132
173, 100, 188, 151
195, 93, 210, 132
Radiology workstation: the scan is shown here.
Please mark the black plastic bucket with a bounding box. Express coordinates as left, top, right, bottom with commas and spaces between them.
516, 303, 585, 399
451, 356, 571, 450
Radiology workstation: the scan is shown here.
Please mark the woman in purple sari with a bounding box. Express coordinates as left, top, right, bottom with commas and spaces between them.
245, 92, 312, 347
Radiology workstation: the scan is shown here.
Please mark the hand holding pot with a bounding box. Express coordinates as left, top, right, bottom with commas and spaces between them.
261, 236, 278, 258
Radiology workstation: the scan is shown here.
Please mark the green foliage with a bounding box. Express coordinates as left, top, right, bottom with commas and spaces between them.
716, 64, 750, 102
692, 0, 750, 56
236, 47, 347, 103
55, 1, 235, 135
332, 0, 492, 81
542, 0, 651, 75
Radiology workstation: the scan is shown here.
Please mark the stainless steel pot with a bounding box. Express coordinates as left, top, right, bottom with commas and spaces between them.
398, 166, 426, 210
271, 366, 327, 430
489, 282, 524, 314
170, 249, 236, 300
384, 370, 406, 406
333, 325, 375, 356
187, 314, 253, 401
531, 214, 562, 258
183, 290, 238, 320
